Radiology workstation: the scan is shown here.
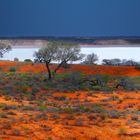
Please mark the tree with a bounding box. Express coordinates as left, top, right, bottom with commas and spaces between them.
24, 59, 32, 62
14, 57, 19, 61
34, 42, 58, 79
0, 43, 11, 57
53, 42, 84, 75
82, 53, 98, 65
102, 58, 121, 66
102, 59, 112, 65
34, 41, 84, 80
121, 59, 139, 66
111, 59, 121, 66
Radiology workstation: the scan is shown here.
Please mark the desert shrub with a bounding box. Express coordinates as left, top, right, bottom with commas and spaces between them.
88, 115, 97, 120
2, 104, 17, 110
50, 114, 60, 120
4, 95, 12, 101
54, 96, 66, 101
75, 118, 84, 126
101, 86, 114, 92
27, 94, 36, 101
118, 127, 126, 135
116, 77, 135, 90
109, 95, 120, 101
2, 122, 12, 129
89, 75, 105, 87
108, 110, 121, 119
0, 112, 8, 118
62, 107, 73, 113
84, 74, 113, 90
40, 125, 52, 131
64, 115, 75, 120
14, 57, 19, 61
3, 85, 15, 96
131, 115, 139, 121
7, 111, 16, 115
88, 85, 101, 91
46, 72, 86, 92
24, 59, 32, 62
91, 85, 113, 92
78, 105, 91, 112
92, 104, 107, 113
100, 113, 108, 120
9, 67, 16, 72
21, 105, 35, 111
31, 86, 40, 95
12, 129, 21, 136
35, 113, 48, 120
61, 71, 85, 86
38, 105, 48, 112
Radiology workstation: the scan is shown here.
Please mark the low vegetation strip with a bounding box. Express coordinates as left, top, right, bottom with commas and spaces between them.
0, 72, 139, 94
0, 61, 140, 76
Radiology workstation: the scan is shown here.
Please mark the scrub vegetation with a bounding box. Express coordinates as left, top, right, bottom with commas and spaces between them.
0, 41, 139, 140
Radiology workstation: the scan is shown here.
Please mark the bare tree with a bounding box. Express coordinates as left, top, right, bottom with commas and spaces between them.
82, 53, 98, 65
34, 41, 84, 80
0, 43, 11, 57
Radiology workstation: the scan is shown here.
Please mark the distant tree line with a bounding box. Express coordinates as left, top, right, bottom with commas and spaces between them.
102, 59, 140, 66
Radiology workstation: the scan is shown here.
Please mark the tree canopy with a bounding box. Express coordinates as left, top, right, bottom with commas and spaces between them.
34, 41, 84, 79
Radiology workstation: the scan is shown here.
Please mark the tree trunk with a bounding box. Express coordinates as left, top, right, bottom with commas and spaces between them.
54, 61, 64, 73
45, 62, 52, 80
53, 60, 66, 77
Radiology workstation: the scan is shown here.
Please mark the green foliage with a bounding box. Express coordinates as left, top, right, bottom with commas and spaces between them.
0, 72, 140, 99
118, 127, 126, 135
9, 67, 16, 72
62, 107, 73, 113
92, 104, 107, 113
24, 59, 32, 62
38, 105, 48, 112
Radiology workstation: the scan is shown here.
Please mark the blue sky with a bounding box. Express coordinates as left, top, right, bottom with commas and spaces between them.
0, 0, 140, 37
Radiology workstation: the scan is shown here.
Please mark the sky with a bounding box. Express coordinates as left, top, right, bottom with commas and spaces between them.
0, 0, 140, 37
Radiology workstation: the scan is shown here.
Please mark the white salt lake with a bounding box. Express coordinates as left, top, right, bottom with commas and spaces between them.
1, 45, 140, 64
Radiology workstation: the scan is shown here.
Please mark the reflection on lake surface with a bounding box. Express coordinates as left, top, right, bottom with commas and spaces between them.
1, 46, 140, 64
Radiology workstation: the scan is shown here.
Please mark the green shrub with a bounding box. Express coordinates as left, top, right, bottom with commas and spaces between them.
92, 104, 107, 113
38, 105, 48, 112
9, 67, 16, 72
109, 110, 121, 119
24, 59, 32, 62
118, 127, 126, 135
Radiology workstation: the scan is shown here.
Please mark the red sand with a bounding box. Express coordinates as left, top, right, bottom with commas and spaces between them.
1, 61, 140, 76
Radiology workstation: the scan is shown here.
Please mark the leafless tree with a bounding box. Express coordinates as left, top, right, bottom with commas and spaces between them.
0, 43, 11, 57
82, 53, 98, 65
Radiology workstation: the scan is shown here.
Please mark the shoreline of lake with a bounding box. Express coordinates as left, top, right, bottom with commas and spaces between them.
11, 44, 140, 49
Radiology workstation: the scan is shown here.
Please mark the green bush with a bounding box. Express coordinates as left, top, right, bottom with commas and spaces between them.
24, 59, 32, 62
9, 67, 16, 72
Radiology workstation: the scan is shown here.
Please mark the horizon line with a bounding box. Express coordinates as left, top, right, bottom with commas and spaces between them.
0, 35, 140, 40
